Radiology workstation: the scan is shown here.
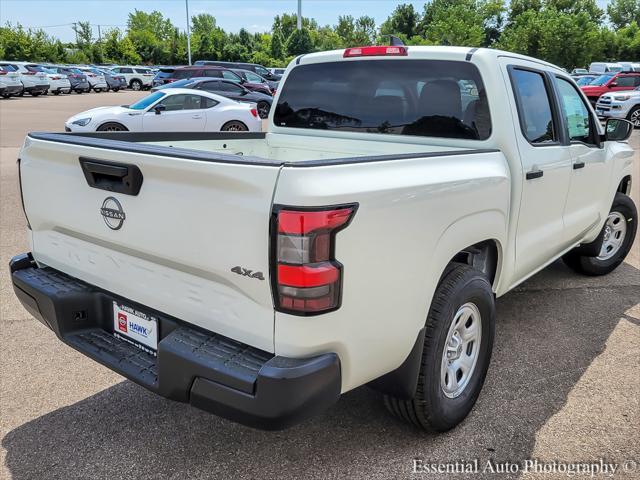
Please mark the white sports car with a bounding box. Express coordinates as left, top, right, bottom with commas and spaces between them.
65, 88, 262, 133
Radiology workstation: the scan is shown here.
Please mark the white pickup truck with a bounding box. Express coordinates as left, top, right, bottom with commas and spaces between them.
11, 46, 637, 432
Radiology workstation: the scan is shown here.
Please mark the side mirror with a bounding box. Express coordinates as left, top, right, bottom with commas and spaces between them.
154, 104, 166, 115
609, 82, 617, 87
605, 118, 633, 142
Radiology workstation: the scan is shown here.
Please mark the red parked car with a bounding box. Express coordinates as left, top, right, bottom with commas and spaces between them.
580, 72, 640, 105
153, 66, 272, 96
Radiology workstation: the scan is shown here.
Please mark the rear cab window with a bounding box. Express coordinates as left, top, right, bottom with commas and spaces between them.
274, 60, 492, 140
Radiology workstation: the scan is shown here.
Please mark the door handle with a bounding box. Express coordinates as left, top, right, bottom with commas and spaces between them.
79, 158, 143, 196
526, 169, 544, 180
573, 161, 585, 170
192, 115, 202, 119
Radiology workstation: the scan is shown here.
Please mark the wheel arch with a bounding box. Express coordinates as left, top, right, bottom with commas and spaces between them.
618, 175, 632, 196
368, 211, 506, 399
96, 121, 129, 131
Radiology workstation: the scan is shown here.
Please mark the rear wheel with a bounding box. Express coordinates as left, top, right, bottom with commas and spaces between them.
130, 79, 142, 91
257, 101, 270, 119
563, 193, 637, 276
97, 122, 128, 132
383, 263, 495, 432
221, 120, 248, 132
627, 106, 640, 128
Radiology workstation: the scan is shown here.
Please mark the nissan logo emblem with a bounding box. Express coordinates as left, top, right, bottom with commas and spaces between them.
100, 197, 126, 230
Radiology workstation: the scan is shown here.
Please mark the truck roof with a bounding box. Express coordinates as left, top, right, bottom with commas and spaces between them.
294, 46, 565, 74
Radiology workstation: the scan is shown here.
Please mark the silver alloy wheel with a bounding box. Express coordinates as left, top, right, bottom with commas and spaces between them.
131, 81, 141, 91
597, 211, 627, 260
440, 302, 482, 398
630, 109, 640, 127
223, 121, 248, 132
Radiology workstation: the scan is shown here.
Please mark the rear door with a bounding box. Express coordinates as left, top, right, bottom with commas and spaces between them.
20, 136, 279, 351
611, 74, 640, 92
501, 61, 573, 280
142, 93, 207, 131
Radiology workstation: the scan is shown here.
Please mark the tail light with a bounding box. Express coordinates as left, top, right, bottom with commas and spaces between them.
250, 107, 258, 118
272, 205, 357, 315
0, 71, 6, 76
23, 71, 36, 75
343, 46, 408, 58
87, 73, 96, 77
51, 75, 61, 80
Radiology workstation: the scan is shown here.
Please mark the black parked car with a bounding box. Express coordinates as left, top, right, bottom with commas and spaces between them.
230, 69, 278, 95
153, 77, 273, 119
97, 68, 127, 91
47, 66, 90, 93
193, 60, 281, 81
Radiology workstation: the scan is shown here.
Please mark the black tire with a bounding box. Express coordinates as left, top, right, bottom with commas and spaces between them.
31, 92, 41, 97
130, 79, 142, 91
2, 94, 10, 99
383, 263, 495, 432
563, 192, 637, 276
97, 122, 128, 132
94, 87, 102, 93
113, 88, 120, 92
75, 90, 82, 94
52, 91, 60, 95
257, 101, 270, 119
17, 91, 24, 97
84, 87, 91, 93
221, 120, 248, 132
627, 106, 640, 129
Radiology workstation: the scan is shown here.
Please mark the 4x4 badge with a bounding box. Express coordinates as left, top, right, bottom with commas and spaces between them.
231, 266, 265, 280
100, 197, 126, 230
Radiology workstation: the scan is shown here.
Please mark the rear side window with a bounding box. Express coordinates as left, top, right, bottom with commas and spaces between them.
135, 68, 150, 74
119, 67, 133, 74
204, 69, 222, 78
202, 97, 218, 108
173, 69, 199, 79
510, 69, 556, 144
274, 60, 491, 140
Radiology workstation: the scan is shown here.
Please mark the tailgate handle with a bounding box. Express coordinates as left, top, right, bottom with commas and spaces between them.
80, 158, 143, 196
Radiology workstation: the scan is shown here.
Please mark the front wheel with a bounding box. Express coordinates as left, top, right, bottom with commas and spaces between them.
383, 263, 495, 432
563, 193, 637, 276
97, 122, 128, 132
221, 120, 248, 132
627, 106, 640, 129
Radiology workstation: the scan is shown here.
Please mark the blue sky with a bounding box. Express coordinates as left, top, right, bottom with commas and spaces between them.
1, 0, 612, 42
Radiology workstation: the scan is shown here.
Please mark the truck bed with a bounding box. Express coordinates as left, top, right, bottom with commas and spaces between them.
29, 131, 495, 166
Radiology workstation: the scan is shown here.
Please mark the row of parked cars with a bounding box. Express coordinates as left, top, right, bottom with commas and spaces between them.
570, 67, 640, 127
0, 61, 157, 98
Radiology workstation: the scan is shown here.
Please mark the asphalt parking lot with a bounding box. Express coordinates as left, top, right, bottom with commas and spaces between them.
0, 93, 638, 480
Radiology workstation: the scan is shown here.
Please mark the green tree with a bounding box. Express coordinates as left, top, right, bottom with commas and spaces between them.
607, 0, 640, 29
286, 27, 313, 56
270, 30, 285, 59
380, 4, 420, 37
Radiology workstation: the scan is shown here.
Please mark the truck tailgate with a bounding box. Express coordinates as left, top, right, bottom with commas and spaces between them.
19, 137, 279, 352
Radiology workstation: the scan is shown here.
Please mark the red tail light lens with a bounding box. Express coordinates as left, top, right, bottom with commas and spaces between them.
0, 71, 6, 76
343, 46, 408, 58
272, 205, 357, 315
250, 107, 258, 118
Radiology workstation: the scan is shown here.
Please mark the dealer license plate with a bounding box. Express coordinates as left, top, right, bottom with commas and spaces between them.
113, 301, 158, 355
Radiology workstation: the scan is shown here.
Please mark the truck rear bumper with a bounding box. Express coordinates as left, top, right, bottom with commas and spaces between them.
10, 253, 341, 430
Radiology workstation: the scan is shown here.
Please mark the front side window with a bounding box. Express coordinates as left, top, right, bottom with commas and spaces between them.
222, 70, 241, 81
590, 74, 614, 86
159, 93, 204, 111
135, 68, 150, 74
198, 80, 219, 91
274, 60, 492, 140
510, 68, 556, 144
255, 66, 270, 77
173, 69, 198, 80
615, 76, 638, 87
245, 71, 264, 83
556, 77, 594, 145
